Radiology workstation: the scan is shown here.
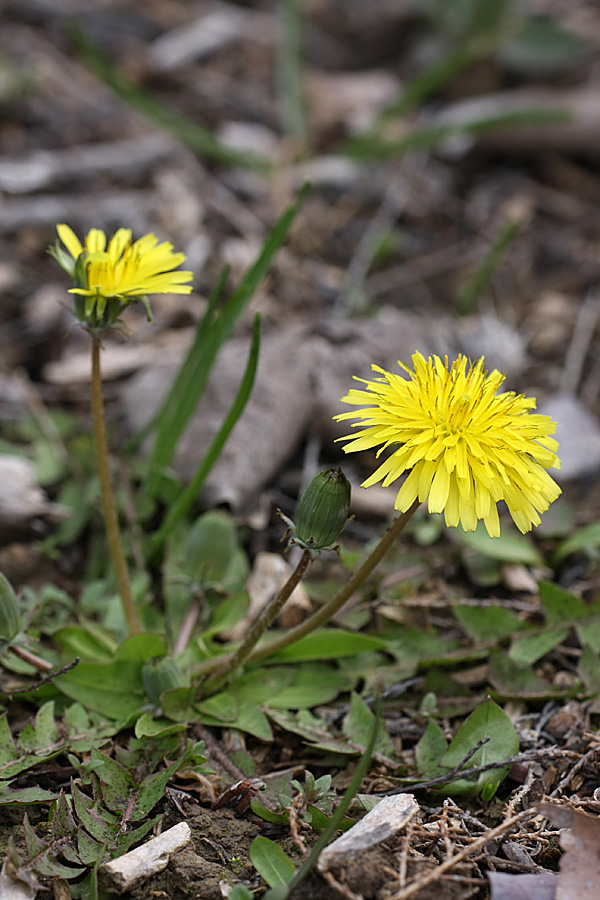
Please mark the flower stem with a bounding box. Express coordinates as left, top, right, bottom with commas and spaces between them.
201, 548, 312, 695
194, 500, 419, 686
90, 336, 140, 636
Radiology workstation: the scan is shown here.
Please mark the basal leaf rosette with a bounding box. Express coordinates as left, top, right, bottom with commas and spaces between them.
335, 352, 561, 538
50, 224, 193, 330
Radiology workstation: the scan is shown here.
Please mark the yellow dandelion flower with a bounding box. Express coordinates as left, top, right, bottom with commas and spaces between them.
335, 352, 561, 538
51, 224, 193, 329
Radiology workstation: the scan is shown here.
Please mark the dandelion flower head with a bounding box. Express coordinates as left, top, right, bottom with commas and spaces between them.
335, 352, 561, 538
51, 224, 193, 328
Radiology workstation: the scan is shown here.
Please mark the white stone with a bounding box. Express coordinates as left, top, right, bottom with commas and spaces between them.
318, 794, 419, 872
99, 822, 191, 894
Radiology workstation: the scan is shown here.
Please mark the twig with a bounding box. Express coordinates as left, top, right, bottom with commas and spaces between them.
3, 655, 79, 691
172, 599, 200, 657
550, 745, 597, 797
289, 793, 309, 857
385, 746, 579, 795
505, 763, 536, 817
194, 723, 247, 783
8, 644, 55, 672
560, 287, 600, 395
386, 738, 490, 793
386, 809, 534, 900
320, 868, 363, 900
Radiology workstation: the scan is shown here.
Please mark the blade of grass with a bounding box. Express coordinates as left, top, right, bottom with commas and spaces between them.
126, 267, 231, 458
274, 694, 382, 898
277, 0, 308, 146
454, 215, 523, 316
144, 183, 309, 496
343, 38, 502, 157
381, 43, 482, 122
343, 106, 570, 160
148, 313, 261, 556
145, 265, 229, 456
67, 23, 270, 171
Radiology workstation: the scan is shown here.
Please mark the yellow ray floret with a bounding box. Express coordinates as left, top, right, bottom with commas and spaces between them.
335, 352, 561, 537
56, 224, 194, 306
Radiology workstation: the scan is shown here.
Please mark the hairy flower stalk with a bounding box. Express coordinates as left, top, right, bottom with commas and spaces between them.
194, 502, 419, 688
199, 469, 350, 694
51, 224, 193, 636
336, 352, 561, 538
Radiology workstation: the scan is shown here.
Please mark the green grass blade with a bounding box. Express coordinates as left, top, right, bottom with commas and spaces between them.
144, 184, 308, 496
145, 265, 230, 462
211, 181, 310, 351
126, 267, 229, 462
455, 215, 523, 316
343, 107, 570, 160
381, 44, 480, 122
277, 0, 308, 144
67, 24, 269, 171
283, 694, 382, 896
149, 314, 261, 555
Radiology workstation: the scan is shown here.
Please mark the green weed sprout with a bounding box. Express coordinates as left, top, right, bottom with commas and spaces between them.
50, 224, 193, 636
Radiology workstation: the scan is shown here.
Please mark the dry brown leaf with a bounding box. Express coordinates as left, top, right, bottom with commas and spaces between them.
122, 324, 317, 511
538, 802, 600, 900
488, 871, 557, 900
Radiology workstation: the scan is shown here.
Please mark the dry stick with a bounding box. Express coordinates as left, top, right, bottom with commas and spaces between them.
386, 738, 490, 794
172, 599, 200, 657
9, 644, 54, 672
550, 745, 597, 798
91, 337, 140, 636
195, 723, 249, 783
194, 500, 420, 684
201, 548, 313, 694
3, 656, 80, 698
387, 809, 534, 900
386, 746, 579, 795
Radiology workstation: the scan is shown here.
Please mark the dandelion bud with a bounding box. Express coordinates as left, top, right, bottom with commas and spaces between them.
295, 467, 351, 550
0, 573, 21, 643
142, 657, 185, 706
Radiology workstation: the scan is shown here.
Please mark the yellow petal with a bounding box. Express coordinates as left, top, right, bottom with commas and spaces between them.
57, 224, 83, 260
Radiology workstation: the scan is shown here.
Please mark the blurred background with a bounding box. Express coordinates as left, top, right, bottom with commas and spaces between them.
1, 0, 600, 533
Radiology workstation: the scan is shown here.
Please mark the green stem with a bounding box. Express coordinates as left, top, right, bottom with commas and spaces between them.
91, 336, 140, 636
194, 500, 419, 683
201, 549, 312, 695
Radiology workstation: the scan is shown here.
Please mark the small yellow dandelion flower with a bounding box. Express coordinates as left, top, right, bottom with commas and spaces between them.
50, 224, 193, 329
335, 352, 561, 538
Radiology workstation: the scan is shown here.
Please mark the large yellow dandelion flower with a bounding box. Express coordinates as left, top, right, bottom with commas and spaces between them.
335, 352, 561, 538
51, 224, 193, 328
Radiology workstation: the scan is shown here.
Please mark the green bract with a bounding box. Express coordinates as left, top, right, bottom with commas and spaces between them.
295, 468, 351, 551
142, 657, 185, 706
